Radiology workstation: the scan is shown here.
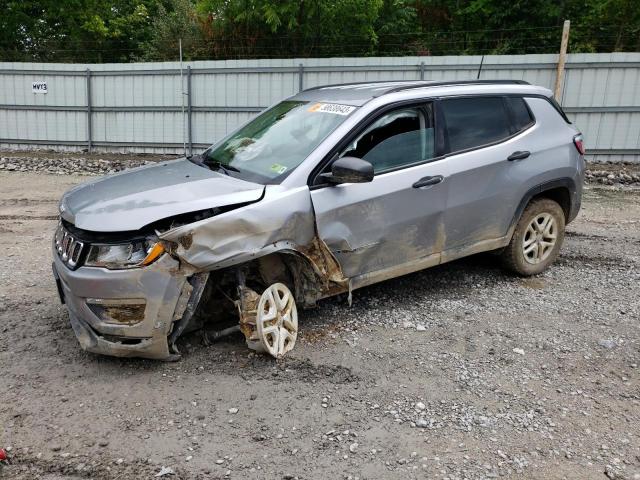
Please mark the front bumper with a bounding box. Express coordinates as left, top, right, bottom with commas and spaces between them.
52, 250, 194, 360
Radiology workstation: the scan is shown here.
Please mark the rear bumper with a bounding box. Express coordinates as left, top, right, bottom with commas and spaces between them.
568, 187, 582, 223
567, 158, 585, 224
52, 250, 192, 360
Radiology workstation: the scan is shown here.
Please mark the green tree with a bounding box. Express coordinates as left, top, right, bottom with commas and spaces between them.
1, 0, 638, 62
1, 0, 164, 62
567, 0, 640, 52
195, 0, 384, 58
141, 0, 206, 61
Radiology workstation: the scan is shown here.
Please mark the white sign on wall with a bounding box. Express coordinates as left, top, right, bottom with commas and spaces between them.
32, 81, 48, 94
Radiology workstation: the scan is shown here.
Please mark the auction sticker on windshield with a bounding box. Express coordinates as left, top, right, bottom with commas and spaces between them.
270, 163, 288, 174
308, 103, 356, 115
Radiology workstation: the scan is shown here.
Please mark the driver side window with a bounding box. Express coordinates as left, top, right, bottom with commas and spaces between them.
340, 104, 434, 173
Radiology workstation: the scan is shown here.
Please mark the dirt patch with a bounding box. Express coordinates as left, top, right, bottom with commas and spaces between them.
282, 358, 359, 384
6, 453, 184, 480
518, 276, 546, 289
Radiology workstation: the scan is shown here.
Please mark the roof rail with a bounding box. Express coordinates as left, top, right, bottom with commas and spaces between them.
300, 80, 412, 93
301, 79, 530, 95
382, 79, 530, 96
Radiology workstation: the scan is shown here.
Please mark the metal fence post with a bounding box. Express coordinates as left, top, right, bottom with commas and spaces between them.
420, 61, 425, 80
85, 68, 92, 152
187, 66, 193, 156
298, 63, 304, 92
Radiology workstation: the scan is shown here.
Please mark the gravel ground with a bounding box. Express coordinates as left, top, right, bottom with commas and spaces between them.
1, 151, 640, 186
0, 159, 639, 480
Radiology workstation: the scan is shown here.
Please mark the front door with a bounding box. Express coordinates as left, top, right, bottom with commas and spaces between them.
310, 103, 449, 279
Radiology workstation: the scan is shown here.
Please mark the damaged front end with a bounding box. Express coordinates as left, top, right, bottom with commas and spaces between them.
53, 185, 348, 361
52, 219, 212, 360
155, 186, 349, 358
160, 186, 349, 356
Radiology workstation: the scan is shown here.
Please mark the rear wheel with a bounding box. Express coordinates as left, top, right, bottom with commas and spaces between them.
502, 198, 565, 276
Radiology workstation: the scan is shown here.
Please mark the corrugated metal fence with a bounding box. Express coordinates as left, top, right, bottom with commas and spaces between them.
1, 53, 639, 161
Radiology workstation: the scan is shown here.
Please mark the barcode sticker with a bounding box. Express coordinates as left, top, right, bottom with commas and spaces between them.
308, 103, 356, 115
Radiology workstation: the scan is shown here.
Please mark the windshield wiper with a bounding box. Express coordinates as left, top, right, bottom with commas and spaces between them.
187, 152, 204, 166
206, 159, 240, 176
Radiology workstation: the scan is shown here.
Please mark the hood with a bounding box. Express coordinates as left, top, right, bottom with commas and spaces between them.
60, 159, 265, 232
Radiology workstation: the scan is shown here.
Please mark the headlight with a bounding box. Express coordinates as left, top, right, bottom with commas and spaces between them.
85, 239, 165, 269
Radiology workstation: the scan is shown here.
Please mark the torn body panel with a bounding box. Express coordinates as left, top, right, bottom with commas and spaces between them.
160, 185, 348, 303
155, 185, 348, 354
168, 272, 209, 351
52, 249, 203, 360
160, 186, 317, 270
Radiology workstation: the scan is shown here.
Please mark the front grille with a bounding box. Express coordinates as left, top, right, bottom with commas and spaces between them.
55, 222, 87, 269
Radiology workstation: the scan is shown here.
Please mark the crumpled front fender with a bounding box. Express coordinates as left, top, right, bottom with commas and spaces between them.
160, 186, 317, 271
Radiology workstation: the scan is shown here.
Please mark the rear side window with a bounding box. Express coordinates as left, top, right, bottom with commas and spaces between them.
441, 97, 511, 152
547, 96, 572, 124
506, 97, 534, 131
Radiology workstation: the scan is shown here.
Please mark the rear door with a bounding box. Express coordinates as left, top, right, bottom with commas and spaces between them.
310, 102, 449, 279
438, 95, 536, 251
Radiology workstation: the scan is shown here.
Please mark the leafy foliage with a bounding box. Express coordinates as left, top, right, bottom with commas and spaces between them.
1, 0, 638, 62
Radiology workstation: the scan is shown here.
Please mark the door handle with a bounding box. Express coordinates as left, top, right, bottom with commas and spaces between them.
507, 150, 531, 161
412, 175, 444, 188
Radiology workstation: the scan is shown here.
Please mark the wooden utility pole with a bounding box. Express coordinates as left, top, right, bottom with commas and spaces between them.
554, 20, 570, 101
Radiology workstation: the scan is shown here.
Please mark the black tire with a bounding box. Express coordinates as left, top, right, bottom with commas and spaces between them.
502, 198, 565, 276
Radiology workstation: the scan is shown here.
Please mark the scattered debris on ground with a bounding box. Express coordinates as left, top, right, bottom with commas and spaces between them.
0, 151, 168, 176
586, 164, 640, 186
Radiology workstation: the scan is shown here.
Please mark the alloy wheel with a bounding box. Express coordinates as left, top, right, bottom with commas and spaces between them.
522, 213, 557, 264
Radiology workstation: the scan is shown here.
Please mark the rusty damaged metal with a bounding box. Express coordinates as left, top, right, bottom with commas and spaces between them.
154, 184, 350, 352
236, 285, 262, 351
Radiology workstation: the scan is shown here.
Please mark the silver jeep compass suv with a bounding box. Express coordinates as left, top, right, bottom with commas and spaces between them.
52, 80, 585, 360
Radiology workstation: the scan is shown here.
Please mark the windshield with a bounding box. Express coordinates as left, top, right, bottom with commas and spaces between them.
202, 100, 356, 183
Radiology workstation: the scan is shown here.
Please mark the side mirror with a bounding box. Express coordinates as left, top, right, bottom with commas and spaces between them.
323, 156, 374, 184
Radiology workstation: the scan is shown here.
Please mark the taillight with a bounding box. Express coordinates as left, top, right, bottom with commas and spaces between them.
573, 134, 585, 155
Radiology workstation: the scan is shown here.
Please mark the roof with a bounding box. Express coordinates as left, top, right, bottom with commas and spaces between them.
292, 80, 534, 106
